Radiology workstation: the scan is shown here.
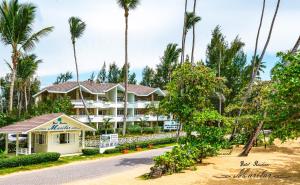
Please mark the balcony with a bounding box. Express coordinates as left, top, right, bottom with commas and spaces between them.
71, 100, 160, 109
71, 114, 169, 123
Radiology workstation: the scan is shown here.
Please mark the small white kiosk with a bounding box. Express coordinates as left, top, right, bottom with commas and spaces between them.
0, 113, 95, 155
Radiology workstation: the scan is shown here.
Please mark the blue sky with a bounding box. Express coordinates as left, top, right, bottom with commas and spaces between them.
0, 0, 299, 87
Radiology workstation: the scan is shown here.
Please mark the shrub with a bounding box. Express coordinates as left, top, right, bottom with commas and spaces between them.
82, 148, 99, 155
143, 127, 154, 134
0, 152, 60, 169
103, 148, 120, 154
127, 125, 142, 135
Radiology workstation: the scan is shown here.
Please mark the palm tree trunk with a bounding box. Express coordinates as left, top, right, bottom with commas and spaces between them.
72, 43, 91, 123
9, 51, 18, 113
191, 0, 197, 64
218, 50, 222, 127
230, 0, 281, 140
24, 84, 28, 113
122, 11, 129, 136
240, 112, 267, 156
180, 0, 188, 64
291, 35, 300, 53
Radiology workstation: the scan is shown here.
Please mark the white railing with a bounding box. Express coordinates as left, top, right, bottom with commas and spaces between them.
72, 114, 169, 123
17, 148, 29, 155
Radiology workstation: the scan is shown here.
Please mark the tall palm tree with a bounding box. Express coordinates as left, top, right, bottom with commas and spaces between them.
180, 0, 188, 64
0, 0, 53, 113
181, 12, 201, 64
68, 17, 90, 123
117, 0, 140, 136
191, 0, 197, 64
240, 0, 281, 156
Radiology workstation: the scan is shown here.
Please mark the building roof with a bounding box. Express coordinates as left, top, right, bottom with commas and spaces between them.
0, 113, 95, 133
33, 81, 165, 97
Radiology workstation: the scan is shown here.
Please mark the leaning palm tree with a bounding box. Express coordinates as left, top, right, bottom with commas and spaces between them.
68, 17, 90, 123
117, 0, 140, 136
181, 12, 201, 64
0, 0, 53, 112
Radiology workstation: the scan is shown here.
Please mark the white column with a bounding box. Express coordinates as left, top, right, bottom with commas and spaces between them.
5, 133, 8, 154
16, 133, 19, 156
28, 132, 32, 155
82, 131, 85, 149
114, 87, 118, 132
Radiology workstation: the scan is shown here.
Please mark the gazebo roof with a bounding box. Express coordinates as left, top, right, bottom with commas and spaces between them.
0, 113, 95, 133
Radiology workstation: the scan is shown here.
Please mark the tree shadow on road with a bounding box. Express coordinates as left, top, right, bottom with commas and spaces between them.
116, 158, 153, 166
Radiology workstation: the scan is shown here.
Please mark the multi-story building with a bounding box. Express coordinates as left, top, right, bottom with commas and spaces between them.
33, 81, 169, 130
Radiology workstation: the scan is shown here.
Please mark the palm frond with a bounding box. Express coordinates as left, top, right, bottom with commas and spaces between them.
68, 17, 86, 43
116, 0, 140, 10
21, 26, 54, 51
185, 12, 201, 31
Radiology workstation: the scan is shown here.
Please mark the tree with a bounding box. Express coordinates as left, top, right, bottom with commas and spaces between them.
54, 72, 73, 84
107, 62, 120, 83
15, 54, 41, 113
140, 66, 155, 87
162, 62, 220, 139
118, 63, 137, 84
88, 72, 96, 82
180, 0, 188, 64
233, 0, 281, 143
153, 43, 181, 89
68, 16, 90, 123
181, 12, 201, 64
97, 62, 107, 83
0, 0, 53, 112
117, 0, 140, 136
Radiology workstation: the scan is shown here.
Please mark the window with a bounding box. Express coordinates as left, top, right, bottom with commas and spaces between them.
36, 134, 45, 144
59, 133, 70, 144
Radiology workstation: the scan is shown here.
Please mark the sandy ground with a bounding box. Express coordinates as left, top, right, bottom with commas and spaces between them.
66, 138, 300, 185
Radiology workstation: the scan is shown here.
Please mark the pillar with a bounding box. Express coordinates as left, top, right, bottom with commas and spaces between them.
28, 132, 32, 155
5, 133, 8, 154
16, 133, 19, 156
82, 131, 85, 149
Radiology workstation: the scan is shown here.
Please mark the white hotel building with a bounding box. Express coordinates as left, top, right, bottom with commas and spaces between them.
33, 81, 169, 130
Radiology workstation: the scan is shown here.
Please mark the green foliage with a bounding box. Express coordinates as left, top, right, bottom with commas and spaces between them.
82, 148, 99, 156
31, 96, 73, 115
162, 62, 218, 126
0, 152, 60, 169
103, 148, 121, 154
54, 72, 73, 84
127, 125, 142, 134
140, 66, 155, 87
268, 51, 300, 141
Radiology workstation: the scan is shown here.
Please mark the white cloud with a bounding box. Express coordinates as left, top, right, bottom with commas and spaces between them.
0, 0, 299, 83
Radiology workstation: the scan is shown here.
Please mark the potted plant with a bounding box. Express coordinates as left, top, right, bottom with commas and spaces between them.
121, 144, 129, 154
136, 145, 142, 151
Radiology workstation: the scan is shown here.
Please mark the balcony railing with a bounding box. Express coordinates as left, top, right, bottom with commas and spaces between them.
72, 114, 169, 123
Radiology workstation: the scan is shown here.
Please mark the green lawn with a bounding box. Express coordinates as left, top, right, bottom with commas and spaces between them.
0, 143, 175, 176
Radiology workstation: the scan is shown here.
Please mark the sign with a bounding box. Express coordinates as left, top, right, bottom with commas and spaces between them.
37, 118, 79, 131
99, 134, 118, 153
164, 121, 180, 130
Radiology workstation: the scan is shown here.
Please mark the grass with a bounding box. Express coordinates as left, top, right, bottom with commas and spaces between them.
0, 143, 175, 176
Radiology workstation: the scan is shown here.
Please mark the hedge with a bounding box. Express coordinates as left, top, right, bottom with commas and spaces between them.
82, 148, 99, 155
0, 152, 60, 169
104, 137, 177, 154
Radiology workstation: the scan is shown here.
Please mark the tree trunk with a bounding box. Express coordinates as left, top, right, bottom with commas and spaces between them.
180, 0, 188, 65
72, 43, 91, 123
191, 0, 197, 64
239, 112, 267, 156
9, 50, 18, 113
230, 0, 280, 140
218, 50, 222, 127
24, 84, 28, 113
291, 35, 300, 53
122, 11, 129, 136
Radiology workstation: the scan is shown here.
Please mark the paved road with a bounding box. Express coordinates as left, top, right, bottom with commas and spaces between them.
0, 147, 171, 185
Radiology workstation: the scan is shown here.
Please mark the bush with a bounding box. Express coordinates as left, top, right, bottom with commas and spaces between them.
127, 125, 142, 134
103, 148, 121, 154
82, 148, 99, 155
0, 152, 60, 169
143, 127, 154, 134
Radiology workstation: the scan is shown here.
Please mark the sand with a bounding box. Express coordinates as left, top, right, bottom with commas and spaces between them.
66, 138, 300, 185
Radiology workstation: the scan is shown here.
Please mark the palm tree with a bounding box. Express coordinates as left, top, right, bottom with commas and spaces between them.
240, 0, 281, 156
54, 72, 73, 84
117, 0, 140, 136
180, 0, 188, 64
191, 0, 197, 64
68, 17, 90, 123
181, 12, 201, 64
16, 54, 41, 113
0, 0, 53, 113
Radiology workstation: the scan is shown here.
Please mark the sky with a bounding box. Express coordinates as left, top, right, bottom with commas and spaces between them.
0, 0, 299, 87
